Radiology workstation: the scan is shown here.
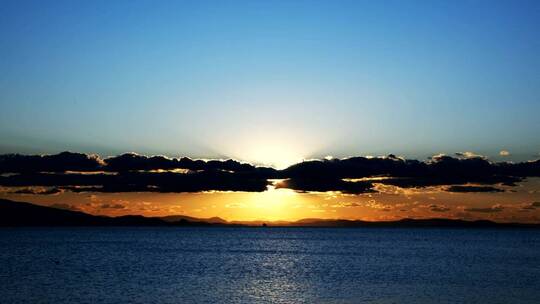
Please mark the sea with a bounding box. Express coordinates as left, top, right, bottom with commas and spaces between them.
0, 227, 539, 304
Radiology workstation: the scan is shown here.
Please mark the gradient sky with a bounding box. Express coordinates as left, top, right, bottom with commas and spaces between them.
1, 0, 540, 167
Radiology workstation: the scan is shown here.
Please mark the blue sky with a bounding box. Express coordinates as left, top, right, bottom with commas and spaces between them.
1, 0, 539, 166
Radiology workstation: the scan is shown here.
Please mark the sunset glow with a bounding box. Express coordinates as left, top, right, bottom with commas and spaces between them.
240, 145, 304, 169
2, 2, 540, 304
1, 1, 539, 223
2, 176, 539, 223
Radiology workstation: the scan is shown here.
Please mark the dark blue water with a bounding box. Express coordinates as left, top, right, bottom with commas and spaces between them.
1, 228, 539, 304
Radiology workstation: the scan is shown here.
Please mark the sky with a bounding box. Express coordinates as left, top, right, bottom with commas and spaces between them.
2, 178, 540, 223
1, 1, 540, 223
1, 0, 540, 168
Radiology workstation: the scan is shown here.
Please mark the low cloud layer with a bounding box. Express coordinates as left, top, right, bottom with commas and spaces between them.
100, 203, 126, 209
1, 152, 539, 194
521, 202, 540, 211
464, 205, 505, 213
11, 187, 62, 195
446, 185, 504, 193
430, 204, 451, 212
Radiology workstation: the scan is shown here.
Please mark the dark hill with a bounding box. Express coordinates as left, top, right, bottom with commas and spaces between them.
0, 199, 221, 227
1, 199, 538, 228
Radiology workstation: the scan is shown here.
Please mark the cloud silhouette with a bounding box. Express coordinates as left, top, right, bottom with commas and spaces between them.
0, 151, 275, 175
0, 170, 271, 193
446, 185, 504, 193
274, 178, 374, 194
1, 152, 539, 193
0, 152, 102, 173
284, 154, 539, 192
103, 153, 275, 174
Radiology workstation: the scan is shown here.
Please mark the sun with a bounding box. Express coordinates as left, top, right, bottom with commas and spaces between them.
246, 145, 303, 169
216, 134, 311, 169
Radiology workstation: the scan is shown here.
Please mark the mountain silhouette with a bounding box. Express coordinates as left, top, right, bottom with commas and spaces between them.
1, 199, 538, 228
0, 199, 229, 227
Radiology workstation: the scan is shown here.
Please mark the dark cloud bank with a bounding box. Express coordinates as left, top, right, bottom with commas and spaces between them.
1, 152, 539, 194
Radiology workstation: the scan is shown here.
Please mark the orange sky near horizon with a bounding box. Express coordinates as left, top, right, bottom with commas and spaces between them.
1, 178, 540, 223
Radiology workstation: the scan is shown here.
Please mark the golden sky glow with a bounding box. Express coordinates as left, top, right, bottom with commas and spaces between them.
2, 178, 540, 223
236, 144, 305, 170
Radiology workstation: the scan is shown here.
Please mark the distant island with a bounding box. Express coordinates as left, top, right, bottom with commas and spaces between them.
1, 199, 538, 229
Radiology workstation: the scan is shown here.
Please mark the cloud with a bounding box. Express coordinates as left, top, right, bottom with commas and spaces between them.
446, 185, 504, 193
1, 152, 539, 193
521, 202, 540, 210
454, 152, 487, 160
224, 203, 246, 209
364, 199, 393, 210
99, 203, 126, 209
0, 151, 275, 175
0, 170, 271, 193
103, 153, 271, 174
11, 187, 62, 195
464, 205, 504, 213
499, 150, 510, 156
331, 202, 362, 208
429, 204, 450, 212
283, 154, 538, 190
0, 152, 102, 173
274, 178, 374, 194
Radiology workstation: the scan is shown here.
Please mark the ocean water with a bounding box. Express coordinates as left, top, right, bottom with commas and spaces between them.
0, 228, 539, 304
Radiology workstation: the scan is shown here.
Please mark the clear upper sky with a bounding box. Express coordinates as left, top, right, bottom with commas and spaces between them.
1, 0, 539, 167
